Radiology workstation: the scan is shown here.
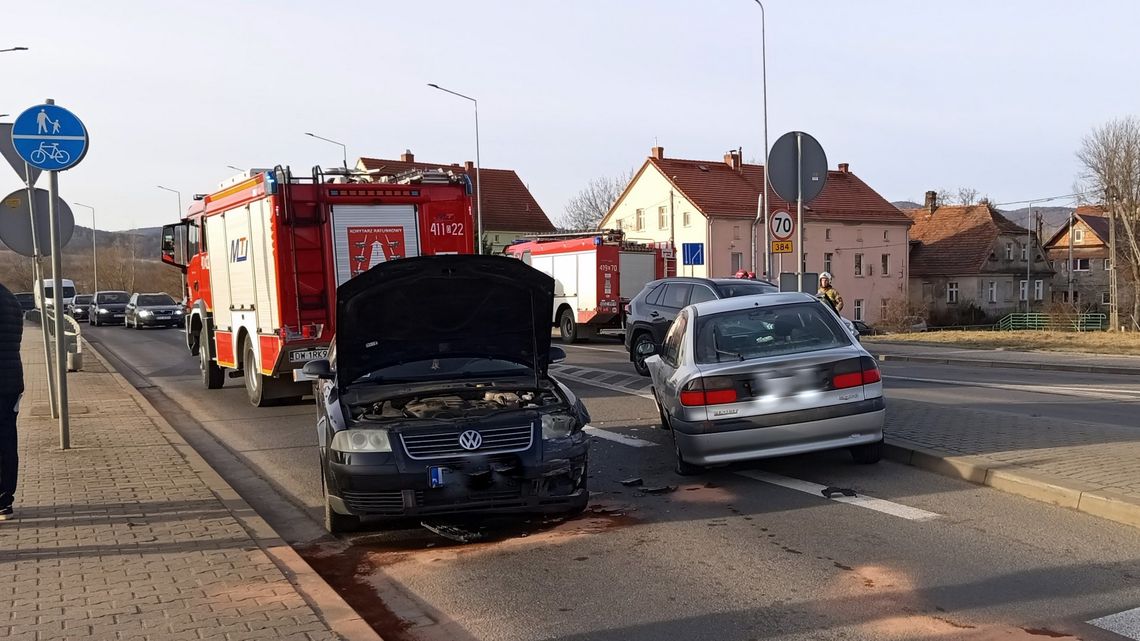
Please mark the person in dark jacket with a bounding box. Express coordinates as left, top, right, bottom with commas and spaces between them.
0, 282, 24, 520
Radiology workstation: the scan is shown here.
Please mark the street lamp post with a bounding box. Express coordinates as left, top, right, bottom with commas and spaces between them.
428, 83, 483, 255
73, 203, 97, 295
157, 185, 185, 296
751, 0, 771, 280
304, 132, 347, 170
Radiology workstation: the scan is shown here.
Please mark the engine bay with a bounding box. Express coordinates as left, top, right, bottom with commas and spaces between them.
356, 389, 563, 421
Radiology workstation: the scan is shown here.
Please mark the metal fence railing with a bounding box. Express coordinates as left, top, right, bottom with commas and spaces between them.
995, 313, 1107, 332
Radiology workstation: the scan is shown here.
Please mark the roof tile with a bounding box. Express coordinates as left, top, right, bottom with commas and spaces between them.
905, 204, 1032, 276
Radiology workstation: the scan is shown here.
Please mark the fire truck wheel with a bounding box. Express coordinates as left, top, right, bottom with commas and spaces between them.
200, 327, 225, 390
559, 309, 578, 344
244, 340, 273, 407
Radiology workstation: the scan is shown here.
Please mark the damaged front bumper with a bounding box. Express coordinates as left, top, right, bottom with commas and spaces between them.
325, 430, 589, 520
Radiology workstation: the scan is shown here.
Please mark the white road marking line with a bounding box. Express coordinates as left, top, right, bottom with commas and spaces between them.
562, 344, 627, 353
882, 374, 1140, 401
583, 426, 658, 448
1089, 606, 1140, 640
735, 470, 941, 522
551, 367, 655, 400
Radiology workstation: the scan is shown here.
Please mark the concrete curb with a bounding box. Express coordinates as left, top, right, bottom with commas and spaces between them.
82, 337, 382, 641
883, 440, 1140, 530
874, 353, 1140, 376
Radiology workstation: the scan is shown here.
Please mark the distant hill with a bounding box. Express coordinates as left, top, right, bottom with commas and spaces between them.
0, 225, 162, 257
891, 200, 922, 210
1002, 206, 1074, 237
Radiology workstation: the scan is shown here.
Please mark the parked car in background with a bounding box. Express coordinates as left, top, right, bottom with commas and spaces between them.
305, 255, 590, 533
125, 292, 184, 329
852, 320, 883, 336
70, 294, 94, 321
625, 277, 778, 375
14, 292, 35, 312
90, 291, 130, 326
639, 292, 885, 475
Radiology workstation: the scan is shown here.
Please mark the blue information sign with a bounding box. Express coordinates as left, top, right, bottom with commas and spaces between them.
682, 242, 704, 266
10, 104, 89, 171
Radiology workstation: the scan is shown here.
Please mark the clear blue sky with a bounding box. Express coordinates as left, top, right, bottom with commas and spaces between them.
2, 0, 1136, 231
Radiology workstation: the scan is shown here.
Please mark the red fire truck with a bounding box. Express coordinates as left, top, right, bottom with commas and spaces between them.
505, 230, 666, 343
161, 166, 474, 406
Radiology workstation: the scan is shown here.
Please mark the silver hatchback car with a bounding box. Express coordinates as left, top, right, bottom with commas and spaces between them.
640, 292, 885, 475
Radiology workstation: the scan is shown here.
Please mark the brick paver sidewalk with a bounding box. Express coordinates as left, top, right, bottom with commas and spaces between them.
0, 328, 347, 641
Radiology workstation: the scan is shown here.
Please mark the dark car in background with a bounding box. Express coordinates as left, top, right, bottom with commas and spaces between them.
304, 255, 591, 534
70, 294, 94, 321
125, 292, 184, 328
90, 291, 130, 326
14, 292, 35, 313
625, 277, 778, 375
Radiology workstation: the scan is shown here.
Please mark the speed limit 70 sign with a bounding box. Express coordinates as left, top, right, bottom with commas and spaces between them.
770, 210, 794, 241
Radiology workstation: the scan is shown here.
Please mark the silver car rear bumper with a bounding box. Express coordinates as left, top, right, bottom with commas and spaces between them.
673, 406, 885, 465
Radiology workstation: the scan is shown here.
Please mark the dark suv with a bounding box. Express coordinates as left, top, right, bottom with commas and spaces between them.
304, 255, 591, 533
625, 277, 778, 375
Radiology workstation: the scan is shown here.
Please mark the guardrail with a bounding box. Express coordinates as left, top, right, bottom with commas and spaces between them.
995, 312, 1106, 332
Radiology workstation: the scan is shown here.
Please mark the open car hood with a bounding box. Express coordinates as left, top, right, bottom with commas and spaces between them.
335, 255, 555, 387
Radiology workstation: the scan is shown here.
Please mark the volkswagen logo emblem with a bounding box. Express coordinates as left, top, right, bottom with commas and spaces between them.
458, 430, 483, 451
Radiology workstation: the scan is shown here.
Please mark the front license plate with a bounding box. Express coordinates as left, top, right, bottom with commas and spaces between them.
428, 466, 448, 488
290, 348, 328, 363
114, 314, 124, 318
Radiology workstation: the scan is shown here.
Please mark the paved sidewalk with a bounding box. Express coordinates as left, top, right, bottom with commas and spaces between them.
0, 327, 374, 641
885, 398, 1140, 529
867, 340, 1140, 375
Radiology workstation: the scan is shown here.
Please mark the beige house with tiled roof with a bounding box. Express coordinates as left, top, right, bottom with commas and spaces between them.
357, 151, 554, 253
905, 192, 1054, 323
1042, 205, 1115, 309
599, 146, 912, 324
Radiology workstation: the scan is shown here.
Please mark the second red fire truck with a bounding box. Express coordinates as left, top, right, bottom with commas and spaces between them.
161, 166, 475, 406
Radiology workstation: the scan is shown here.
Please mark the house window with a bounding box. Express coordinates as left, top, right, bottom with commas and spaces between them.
880, 298, 889, 319
824, 252, 833, 274
1006, 243, 1013, 260
854, 253, 863, 276
1105, 258, 1112, 270
1021, 245, 1028, 260
658, 206, 668, 229
947, 282, 959, 304
733, 225, 741, 240
1102, 291, 1111, 304
1072, 258, 1090, 271
731, 252, 744, 273
1019, 280, 1028, 301
825, 228, 832, 241
1034, 279, 1043, 301
854, 299, 864, 321
802, 253, 808, 273
1050, 260, 1056, 271
857, 229, 863, 242
880, 254, 890, 277
883, 230, 889, 241
635, 209, 644, 231
683, 211, 691, 227
1074, 228, 1084, 242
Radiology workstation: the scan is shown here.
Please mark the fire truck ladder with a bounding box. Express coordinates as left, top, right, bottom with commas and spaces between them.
276, 166, 329, 336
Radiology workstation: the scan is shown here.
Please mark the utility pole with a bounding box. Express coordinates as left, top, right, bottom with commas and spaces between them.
1108, 186, 1120, 330
1067, 211, 1073, 305
1025, 205, 1033, 314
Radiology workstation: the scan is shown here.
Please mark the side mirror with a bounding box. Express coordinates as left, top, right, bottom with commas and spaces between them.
549, 346, 567, 364
636, 341, 658, 357
302, 359, 336, 380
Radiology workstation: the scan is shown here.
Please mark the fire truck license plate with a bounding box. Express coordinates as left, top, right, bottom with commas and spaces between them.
290, 349, 328, 363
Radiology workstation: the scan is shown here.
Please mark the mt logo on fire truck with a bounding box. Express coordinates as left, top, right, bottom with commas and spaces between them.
229, 238, 249, 263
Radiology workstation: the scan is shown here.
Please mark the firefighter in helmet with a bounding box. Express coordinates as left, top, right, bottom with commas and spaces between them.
818, 271, 844, 315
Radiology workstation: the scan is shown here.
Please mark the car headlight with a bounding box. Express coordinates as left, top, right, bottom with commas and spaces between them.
97, 307, 109, 313
139, 310, 153, 317
541, 414, 577, 439
331, 429, 392, 452
174, 309, 184, 315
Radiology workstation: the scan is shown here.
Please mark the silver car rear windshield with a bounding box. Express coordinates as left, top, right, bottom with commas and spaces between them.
695, 302, 851, 364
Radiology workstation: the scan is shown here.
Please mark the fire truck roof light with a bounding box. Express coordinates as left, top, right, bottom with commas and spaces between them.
594, 236, 602, 245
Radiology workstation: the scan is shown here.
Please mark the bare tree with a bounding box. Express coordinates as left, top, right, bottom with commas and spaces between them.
956, 187, 980, 206
560, 170, 634, 230
936, 187, 982, 207
1077, 116, 1140, 330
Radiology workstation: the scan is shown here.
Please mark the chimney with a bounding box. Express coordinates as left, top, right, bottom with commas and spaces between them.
838, 163, 849, 173
651, 146, 665, 159
724, 149, 741, 172
400, 149, 414, 162
924, 190, 938, 213
464, 160, 475, 171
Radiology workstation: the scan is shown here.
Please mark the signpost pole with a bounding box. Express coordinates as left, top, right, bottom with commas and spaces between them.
795, 133, 805, 293
24, 163, 57, 419
47, 166, 69, 449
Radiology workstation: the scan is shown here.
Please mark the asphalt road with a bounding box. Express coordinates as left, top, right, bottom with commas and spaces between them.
83, 325, 1140, 641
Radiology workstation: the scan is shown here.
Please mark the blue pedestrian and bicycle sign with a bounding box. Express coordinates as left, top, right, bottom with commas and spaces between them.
10, 104, 89, 171
682, 242, 704, 266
